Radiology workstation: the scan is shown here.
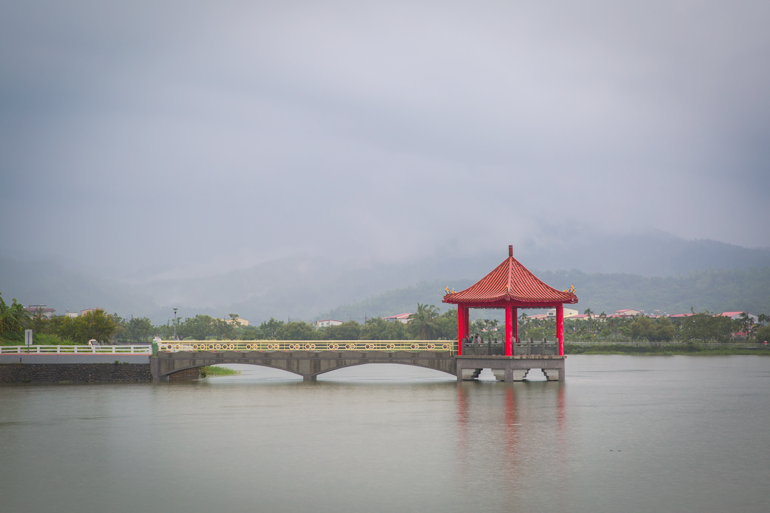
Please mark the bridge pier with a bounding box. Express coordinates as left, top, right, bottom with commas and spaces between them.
456, 355, 565, 382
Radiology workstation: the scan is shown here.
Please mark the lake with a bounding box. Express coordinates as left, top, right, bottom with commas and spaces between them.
1, 355, 768, 513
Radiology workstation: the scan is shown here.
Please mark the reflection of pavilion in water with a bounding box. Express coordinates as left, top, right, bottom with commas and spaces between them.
444, 246, 578, 382
455, 384, 569, 507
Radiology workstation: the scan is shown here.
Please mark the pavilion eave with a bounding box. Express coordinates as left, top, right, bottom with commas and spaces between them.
442, 298, 578, 309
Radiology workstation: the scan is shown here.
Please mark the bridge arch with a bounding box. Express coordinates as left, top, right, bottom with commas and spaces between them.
152, 351, 457, 382
309, 361, 456, 380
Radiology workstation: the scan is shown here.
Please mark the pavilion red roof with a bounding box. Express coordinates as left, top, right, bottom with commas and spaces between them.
443, 248, 578, 306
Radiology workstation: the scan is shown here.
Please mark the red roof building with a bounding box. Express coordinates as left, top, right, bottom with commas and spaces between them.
443, 246, 578, 356
382, 313, 412, 324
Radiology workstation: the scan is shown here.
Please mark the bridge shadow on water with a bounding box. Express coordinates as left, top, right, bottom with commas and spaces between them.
196, 363, 458, 384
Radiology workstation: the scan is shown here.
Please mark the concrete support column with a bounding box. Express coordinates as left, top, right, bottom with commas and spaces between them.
556, 303, 564, 356
505, 304, 513, 356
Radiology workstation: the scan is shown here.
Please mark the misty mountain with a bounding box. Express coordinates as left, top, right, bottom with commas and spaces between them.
1, 231, 768, 324
320, 269, 770, 323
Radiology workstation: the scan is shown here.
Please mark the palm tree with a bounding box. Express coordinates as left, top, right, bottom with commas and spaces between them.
409, 303, 441, 340
0, 293, 30, 335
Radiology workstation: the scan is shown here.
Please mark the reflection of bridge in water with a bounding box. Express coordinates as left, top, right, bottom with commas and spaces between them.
152, 341, 565, 382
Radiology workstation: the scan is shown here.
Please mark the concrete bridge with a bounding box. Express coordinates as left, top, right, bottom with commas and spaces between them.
151, 350, 565, 382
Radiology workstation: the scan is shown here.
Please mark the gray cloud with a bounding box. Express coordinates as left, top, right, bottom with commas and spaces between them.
2, 0, 768, 278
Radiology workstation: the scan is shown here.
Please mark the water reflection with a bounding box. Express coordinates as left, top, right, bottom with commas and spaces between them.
1, 357, 768, 513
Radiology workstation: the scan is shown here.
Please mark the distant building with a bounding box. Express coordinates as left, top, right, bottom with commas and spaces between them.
608, 309, 643, 318
549, 308, 578, 319
220, 317, 249, 326
316, 319, 343, 329
570, 313, 599, 321
526, 308, 578, 321
25, 305, 55, 319
80, 308, 100, 316
720, 311, 758, 322
382, 313, 412, 324
64, 309, 79, 318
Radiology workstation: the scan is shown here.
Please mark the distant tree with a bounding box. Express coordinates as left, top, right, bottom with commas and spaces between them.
121, 317, 154, 343
323, 321, 361, 340
383, 320, 408, 340
434, 309, 458, 340
179, 315, 215, 340
212, 318, 237, 340
652, 317, 676, 342
680, 309, 734, 343
278, 322, 316, 340
360, 317, 389, 340
28, 307, 49, 335
409, 304, 440, 339
259, 318, 285, 339
737, 312, 756, 340
0, 293, 29, 336
239, 326, 261, 340
46, 309, 118, 344
756, 325, 770, 344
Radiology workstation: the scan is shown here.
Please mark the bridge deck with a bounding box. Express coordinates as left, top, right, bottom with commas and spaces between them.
159, 341, 455, 352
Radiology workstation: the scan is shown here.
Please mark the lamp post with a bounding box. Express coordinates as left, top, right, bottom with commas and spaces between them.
173, 308, 178, 340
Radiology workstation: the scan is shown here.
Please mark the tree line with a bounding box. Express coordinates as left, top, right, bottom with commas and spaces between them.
2, 291, 767, 345
519, 309, 770, 344
0, 298, 461, 344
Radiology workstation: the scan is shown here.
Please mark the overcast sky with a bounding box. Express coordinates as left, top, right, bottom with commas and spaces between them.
2, 0, 768, 278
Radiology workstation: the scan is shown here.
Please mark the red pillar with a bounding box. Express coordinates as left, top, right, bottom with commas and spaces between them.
505, 304, 513, 356
513, 307, 518, 344
556, 303, 564, 356
457, 306, 466, 355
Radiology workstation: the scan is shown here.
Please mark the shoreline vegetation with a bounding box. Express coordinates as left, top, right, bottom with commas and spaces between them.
564, 343, 769, 356
2, 293, 769, 355
198, 366, 240, 377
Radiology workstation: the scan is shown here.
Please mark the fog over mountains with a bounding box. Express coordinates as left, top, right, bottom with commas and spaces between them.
2, 231, 768, 324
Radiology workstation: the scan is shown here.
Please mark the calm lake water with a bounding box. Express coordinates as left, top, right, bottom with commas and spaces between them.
1, 356, 769, 513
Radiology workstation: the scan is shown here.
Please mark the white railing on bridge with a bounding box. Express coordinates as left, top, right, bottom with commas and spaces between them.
159, 340, 455, 353
0, 345, 152, 355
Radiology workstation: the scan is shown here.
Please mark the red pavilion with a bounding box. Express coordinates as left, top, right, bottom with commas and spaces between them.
443, 245, 578, 356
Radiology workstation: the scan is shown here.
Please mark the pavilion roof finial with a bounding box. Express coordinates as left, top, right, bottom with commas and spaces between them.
509, 245, 513, 257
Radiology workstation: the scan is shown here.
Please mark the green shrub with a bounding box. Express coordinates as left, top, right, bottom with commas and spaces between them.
33, 333, 69, 345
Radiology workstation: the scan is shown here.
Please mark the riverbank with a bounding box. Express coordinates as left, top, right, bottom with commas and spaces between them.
564, 342, 770, 356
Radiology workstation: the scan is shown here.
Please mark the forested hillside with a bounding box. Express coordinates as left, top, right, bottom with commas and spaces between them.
319, 268, 770, 321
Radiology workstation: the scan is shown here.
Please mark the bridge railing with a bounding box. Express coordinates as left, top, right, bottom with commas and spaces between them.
0, 345, 153, 355
158, 340, 455, 353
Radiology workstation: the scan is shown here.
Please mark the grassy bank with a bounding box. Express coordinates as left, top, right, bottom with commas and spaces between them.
198, 366, 241, 377
564, 343, 770, 356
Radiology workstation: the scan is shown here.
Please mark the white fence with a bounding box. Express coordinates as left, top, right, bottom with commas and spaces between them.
0, 345, 152, 355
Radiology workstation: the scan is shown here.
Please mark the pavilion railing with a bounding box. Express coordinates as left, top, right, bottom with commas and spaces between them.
462, 340, 505, 356
462, 339, 558, 356
158, 340, 456, 353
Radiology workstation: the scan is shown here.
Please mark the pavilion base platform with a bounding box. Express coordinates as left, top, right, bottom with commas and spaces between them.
456, 355, 565, 382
